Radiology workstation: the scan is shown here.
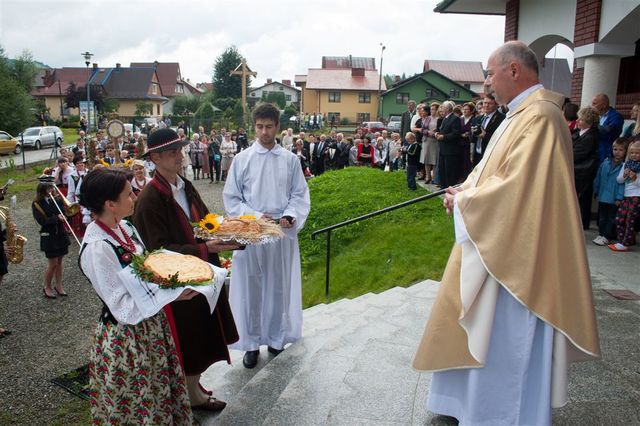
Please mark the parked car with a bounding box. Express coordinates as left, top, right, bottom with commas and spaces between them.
356, 121, 386, 135
386, 116, 401, 132
18, 126, 64, 150
0, 131, 21, 155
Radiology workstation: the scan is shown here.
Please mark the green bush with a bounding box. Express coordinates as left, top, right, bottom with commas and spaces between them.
340, 117, 350, 125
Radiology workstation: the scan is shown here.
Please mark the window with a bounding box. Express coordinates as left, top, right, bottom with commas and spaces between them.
157, 104, 160, 115
396, 92, 410, 104
328, 112, 340, 123
151, 83, 158, 95
425, 89, 436, 98
357, 113, 370, 123
285, 94, 291, 101
449, 89, 460, 98
251, 92, 256, 97
328, 92, 341, 103
176, 84, 184, 93
463, 83, 470, 89
279, 86, 284, 91
358, 93, 371, 103
0, 133, 9, 141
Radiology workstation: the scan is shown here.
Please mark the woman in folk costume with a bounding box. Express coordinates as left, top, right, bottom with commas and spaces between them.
413, 42, 600, 425
129, 159, 152, 196
78, 168, 196, 424
32, 176, 70, 299
133, 128, 239, 411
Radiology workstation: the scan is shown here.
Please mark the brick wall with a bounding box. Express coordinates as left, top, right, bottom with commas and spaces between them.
573, 0, 602, 47
504, 0, 519, 42
571, 60, 585, 104
571, 0, 602, 104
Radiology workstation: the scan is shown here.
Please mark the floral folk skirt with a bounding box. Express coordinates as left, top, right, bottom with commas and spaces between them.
89, 311, 193, 425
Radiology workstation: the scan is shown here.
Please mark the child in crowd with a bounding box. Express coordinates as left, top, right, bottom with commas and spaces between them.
404, 132, 421, 190
609, 140, 640, 251
592, 138, 627, 245
104, 145, 116, 165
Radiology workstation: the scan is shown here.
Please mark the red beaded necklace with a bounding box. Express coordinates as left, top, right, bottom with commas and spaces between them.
95, 219, 136, 253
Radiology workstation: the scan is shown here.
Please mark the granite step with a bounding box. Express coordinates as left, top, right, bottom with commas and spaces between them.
199, 281, 438, 425
261, 284, 439, 425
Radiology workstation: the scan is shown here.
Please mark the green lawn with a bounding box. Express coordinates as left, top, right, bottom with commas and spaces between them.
299, 167, 454, 307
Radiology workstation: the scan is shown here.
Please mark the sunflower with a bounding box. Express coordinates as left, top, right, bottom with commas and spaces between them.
123, 159, 133, 168
239, 215, 256, 220
199, 213, 220, 233
99, 159, 111, 167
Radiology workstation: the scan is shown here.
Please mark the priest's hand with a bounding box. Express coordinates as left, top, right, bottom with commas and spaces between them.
206, 240, 242, 253
443, 186, 460, 215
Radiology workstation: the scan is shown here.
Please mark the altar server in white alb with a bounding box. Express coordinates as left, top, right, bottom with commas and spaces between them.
223, 103, 310, 369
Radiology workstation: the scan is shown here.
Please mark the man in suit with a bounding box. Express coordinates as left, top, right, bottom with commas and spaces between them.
591, 93, 624, 163
436, 101, 464, 188
313, 134, 328, 175
473, 94, 505, 166
400, 101, 417, 142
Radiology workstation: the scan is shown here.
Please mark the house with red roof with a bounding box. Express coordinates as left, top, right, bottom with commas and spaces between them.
423, 59, 486, 94
295, 56, 385, 124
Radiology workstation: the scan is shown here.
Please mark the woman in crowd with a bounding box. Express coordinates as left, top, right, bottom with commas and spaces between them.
460, 102, 476, 179
357, 136, 375, 166
0, 186, 15, 338
189, 134, 205, 180
200, 134, 211, 180
79, 168, 196, 424
220, 133, 236, 181
293, 139, 310, 174
423, 103, 441, 184
67, 156, 87, 238
208, 135, 221, 183
374, 137, 388, 169
414, 104, 429, 179
388, 132, 403, 171
622, 103, 639, 140
572, 106, 600, 230
32, 176, 70, 298
54, 157, 72, 197
130, 159, 151, 195
563, 102, 580, 132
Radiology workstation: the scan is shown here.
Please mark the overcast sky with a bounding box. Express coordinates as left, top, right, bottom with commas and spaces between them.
0, 0, 573, 86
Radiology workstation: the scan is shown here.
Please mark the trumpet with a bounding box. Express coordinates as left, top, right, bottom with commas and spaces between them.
52, 184, 81, 217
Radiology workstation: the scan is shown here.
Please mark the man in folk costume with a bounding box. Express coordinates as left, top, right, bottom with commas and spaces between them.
223, 103, 310, 369
413, 41, 600, 425
133, 128, 240, 412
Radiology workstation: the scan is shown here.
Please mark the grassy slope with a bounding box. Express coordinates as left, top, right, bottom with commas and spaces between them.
299, 167, 454, 307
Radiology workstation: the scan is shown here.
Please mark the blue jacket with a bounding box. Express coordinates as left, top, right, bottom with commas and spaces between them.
593, 158, 625, 204
597, 107, 624, 162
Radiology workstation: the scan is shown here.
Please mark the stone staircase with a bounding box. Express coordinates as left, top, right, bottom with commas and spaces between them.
197, 280, 452, 426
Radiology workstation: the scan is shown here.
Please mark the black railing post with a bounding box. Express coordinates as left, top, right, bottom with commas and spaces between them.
325, 230, 331, 297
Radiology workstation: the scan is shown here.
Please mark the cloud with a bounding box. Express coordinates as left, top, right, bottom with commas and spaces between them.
0, 0, 574, 87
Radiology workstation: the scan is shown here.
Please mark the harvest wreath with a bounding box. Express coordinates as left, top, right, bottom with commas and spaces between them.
131, 250, 214, 289
193, 213, 284, 245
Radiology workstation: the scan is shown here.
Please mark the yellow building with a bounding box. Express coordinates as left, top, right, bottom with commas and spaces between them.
295, 56, 386, 124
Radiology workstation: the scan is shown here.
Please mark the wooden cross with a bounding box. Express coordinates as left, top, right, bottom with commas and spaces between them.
230, 60, 257, 120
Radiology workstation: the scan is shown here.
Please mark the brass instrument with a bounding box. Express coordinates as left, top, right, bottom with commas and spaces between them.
0, 196, 27, 264
53, 184, 81, 217
49, 192, 81, 247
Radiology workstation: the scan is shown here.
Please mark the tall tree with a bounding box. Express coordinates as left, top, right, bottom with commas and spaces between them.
12, 50, 38, 93
0, 46, 33, 134
64, 82, 106, 112
212, 46, 251, 99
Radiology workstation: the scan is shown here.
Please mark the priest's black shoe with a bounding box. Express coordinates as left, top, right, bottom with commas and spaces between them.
268, 346, 284, 356
243, 350, 259, 369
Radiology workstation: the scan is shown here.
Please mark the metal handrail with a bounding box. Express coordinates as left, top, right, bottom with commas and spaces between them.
311, 187, 449, 297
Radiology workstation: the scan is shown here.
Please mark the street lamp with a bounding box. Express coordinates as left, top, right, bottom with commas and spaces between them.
82, 51, 93, 133
377, 43, 386, 121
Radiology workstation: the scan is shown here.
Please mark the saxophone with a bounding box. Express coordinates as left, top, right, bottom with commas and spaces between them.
0, 201, 27, 264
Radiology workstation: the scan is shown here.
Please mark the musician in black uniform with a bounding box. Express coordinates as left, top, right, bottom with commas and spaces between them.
32, 175, 70, 298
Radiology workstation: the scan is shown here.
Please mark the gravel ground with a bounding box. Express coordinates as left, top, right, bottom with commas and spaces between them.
0, 175, 225, 425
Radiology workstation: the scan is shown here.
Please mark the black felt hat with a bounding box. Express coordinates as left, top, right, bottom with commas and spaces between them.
143, 128, 188, 157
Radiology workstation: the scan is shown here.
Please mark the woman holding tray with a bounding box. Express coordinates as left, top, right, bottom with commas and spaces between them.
78, 168, 198, 425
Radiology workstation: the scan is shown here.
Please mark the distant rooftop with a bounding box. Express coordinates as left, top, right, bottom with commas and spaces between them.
423, 59, 485, 83
322, 56, 376, 70
305, 68, 385, 91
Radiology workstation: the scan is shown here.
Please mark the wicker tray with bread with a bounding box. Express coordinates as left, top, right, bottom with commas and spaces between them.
194, 216, 284, 245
